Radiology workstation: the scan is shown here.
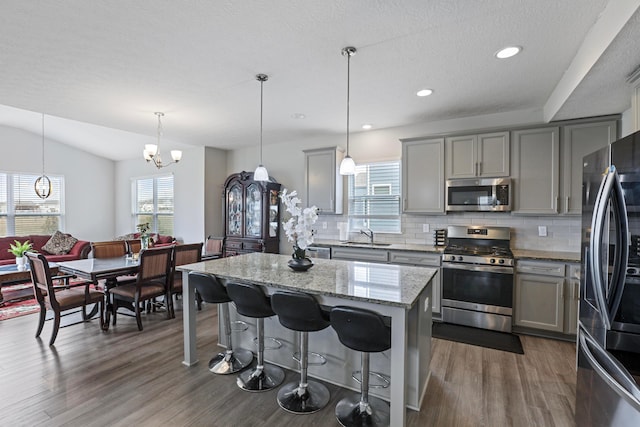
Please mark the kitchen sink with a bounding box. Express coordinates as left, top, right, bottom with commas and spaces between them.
343, 241, 391, 247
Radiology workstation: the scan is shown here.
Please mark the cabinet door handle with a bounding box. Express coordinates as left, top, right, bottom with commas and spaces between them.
478, 161, 482, 176
403, 198, 407, 211
561, 282, 564, 300
554, 197, 559, 213
575, 281, 580, 300
565, 197, 570, 212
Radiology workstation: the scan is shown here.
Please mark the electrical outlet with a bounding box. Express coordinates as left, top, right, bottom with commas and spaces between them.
322, 222, 328, 229
422, 224, 430, 233
538, 226, 547, 237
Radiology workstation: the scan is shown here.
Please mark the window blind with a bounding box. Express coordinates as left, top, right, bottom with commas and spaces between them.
133, 175, 174, 236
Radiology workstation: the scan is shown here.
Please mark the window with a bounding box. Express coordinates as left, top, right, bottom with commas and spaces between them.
347, 161, 401, 233
0, 172, 64, 235
133, 175, 174, 236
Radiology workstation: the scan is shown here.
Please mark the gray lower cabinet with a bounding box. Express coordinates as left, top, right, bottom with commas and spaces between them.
514, 260, 579, 335
389, 251, 442, 315
330, 247, 389, 263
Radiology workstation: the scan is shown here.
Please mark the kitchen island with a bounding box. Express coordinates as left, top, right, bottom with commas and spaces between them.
178, 252, 436, 427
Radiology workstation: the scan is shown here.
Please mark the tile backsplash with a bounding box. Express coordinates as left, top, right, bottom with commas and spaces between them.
313, 212, 581, 253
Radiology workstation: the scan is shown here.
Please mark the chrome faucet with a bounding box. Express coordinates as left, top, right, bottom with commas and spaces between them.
360, 228, 374, 244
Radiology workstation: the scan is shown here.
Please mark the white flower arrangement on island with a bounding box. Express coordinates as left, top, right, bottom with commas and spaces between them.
280, 188, 319, 260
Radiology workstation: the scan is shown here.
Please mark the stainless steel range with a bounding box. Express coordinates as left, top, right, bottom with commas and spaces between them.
441, 225, 514, 333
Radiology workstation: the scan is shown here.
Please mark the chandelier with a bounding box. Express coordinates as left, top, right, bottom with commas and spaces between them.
143, 112, 182, 169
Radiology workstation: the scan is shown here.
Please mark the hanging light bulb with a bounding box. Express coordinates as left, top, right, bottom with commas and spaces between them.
339, 46, 357, 176
34, 113, 52, 199
143, 112, 182, 168
254, 74, 270, 182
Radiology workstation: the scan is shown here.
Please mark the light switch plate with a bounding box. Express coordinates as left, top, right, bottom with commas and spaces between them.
423, 224, 430, 233
322, 222, 328, 229
538, 226, 547, 237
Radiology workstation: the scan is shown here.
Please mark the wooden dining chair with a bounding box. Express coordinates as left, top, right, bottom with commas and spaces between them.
125, 239, 141, 255
109, 246, 175, 331
91, 240, 128, 258
169, 242, 203, 317
26, 252, 105, 345
204, 236, 224, 259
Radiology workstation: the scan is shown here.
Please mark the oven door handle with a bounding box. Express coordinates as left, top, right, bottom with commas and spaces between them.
442, 262, 513, 274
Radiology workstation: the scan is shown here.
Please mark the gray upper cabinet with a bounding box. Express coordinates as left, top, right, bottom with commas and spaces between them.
303, 147, 344, 214
511, 127, 560, 214
560, 120, 617, 215
445, 131, 509, 178
401, 137, 445, 213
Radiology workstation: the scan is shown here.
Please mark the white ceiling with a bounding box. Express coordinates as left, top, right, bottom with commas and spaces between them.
1, 0, 639, 161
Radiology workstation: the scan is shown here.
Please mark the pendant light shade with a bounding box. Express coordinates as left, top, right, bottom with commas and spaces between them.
34, 113, 52, 199
339, 46, 357, 176
254, 74, 270, 181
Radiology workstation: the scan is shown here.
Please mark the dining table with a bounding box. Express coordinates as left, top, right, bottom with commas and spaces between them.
177, 252, 437, 427
56, 256, 140, 330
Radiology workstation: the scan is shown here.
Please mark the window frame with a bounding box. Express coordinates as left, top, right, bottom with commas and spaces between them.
347, 160, 402, 234
131, 174, 174, 236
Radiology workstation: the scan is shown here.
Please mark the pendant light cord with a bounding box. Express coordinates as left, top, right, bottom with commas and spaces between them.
346, 50, 351, 156
156, 112, 163, 157
260, 77, 264, 164
41, 114, 45, 175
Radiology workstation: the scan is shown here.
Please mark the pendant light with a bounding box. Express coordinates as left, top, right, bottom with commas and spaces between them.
143, 112, 182, 169
339, 46, 357, 176
34, 113, 52, 199
253, 74, 270, 182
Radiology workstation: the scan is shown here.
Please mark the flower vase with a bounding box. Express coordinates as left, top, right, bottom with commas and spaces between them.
141, 235, 150, 250
287, 246, 314, 272
15, 256, 27, 271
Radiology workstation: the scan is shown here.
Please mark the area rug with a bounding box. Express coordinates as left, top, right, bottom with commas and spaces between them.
432, 322, 524, 354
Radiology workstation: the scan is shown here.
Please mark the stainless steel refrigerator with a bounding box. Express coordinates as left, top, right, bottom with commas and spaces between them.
577, 129, 640, 426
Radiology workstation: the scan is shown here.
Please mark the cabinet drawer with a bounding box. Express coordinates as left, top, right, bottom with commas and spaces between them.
243, 241, 263, 251
516, 260, 565, 277
389, 251, 440, 267
226, 240, 242, 249
331, 247, 389, 263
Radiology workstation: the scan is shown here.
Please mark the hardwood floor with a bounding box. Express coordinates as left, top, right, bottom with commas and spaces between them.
0, 302, 577, 426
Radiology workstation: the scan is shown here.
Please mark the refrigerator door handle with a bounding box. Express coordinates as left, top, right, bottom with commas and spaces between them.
607, 168, 629, 323
580, 330, 640, 407
590, 167, 615, 328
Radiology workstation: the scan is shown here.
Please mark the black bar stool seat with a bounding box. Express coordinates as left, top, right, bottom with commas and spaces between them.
331, 306, 392, 427
227, 282, 285, 392
189, 272, 253, 374
271, 291, 331, 414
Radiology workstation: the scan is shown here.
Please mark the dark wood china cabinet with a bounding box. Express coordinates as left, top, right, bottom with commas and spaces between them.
223, 171, 281, 256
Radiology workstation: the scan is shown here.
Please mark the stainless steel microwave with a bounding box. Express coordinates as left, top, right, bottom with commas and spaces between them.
445, 178, 511, 212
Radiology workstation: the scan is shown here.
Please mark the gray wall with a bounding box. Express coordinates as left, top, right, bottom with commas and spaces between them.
0, 125, 114, 241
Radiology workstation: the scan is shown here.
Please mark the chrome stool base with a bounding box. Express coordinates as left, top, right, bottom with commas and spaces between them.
237, 364, 284, 392
208, 348, 253, 375
335, 394, 390, 427
277, 380, 330, 414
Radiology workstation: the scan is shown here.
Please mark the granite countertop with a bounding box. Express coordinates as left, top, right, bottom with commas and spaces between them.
511, 249, 580, 263
178, 252, 437, 309
312, 239, 444, 254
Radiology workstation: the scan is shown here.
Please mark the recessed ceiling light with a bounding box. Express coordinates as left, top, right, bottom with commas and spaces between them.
416, 89, 433, 97
291, 113, 306, 119
495, 46, 522, 59
362, 124, 373, 130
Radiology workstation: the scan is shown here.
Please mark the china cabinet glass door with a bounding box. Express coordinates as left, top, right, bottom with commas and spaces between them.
269, 189, 279, 237
245, 183, 262, 237
227, 184, 243, 236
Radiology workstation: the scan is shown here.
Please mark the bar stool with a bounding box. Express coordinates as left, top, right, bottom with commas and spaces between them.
226, 282, 285, 392
330, 306, 392, 427
188, 272, 253, 374
271, 291, 331, 414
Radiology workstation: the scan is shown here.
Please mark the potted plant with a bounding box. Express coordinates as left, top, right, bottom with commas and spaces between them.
8, 240, 33, 271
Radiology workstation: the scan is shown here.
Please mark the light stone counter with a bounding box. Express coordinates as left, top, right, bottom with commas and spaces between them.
512, 249, 581, 263
178, 252, 437, 427
312, 239, 444, 254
